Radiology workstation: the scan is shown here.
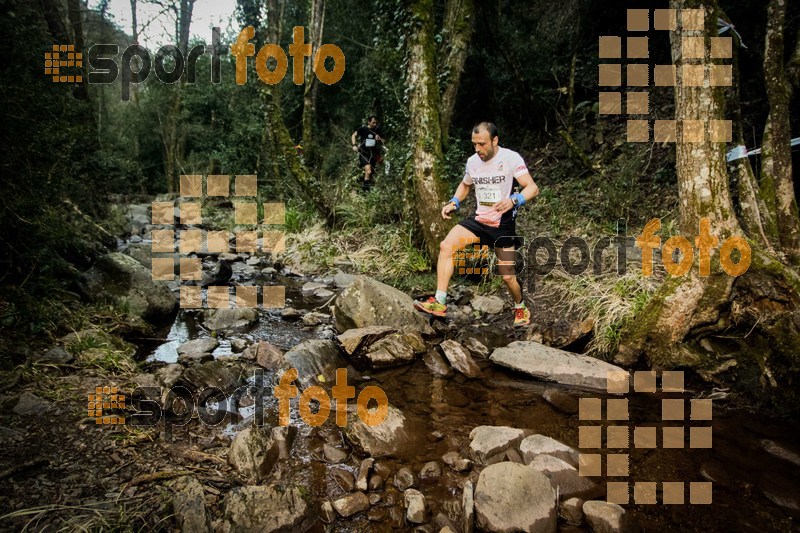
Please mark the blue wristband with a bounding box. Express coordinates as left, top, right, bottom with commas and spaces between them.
512, 193, 526, 207
449, 197, 460, 209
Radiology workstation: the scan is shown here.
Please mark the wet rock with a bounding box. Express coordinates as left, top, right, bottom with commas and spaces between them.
331, 467, 356, 492
228, 426, 281, 482
332, 491, 371, 518
442, 451, 472, 472
315, 288, 335, 299
363, 334, 419, 368
78, 253, 177, 324
389, 506, 405, 528
462, 481, 474, 533
520, 434, 579, 468
302, 312, 330, 327
419, 461, 442, 482
13, 392, 53, 416
337, 326, 396, 355
469, 426, 526, 465
344, 404, 414, 457
37, 346, 74, 364
222, 485, 315, 532
155, 363, 183, 389
281, 307, 302, 320
245, 256, 261, 267
320, 501, 337, 524
761, 439, 800, 467
394, 466, 417, 490
369, 493, 381, 505
582, 500, 634, 533
462, 337, 489, 359
440, 340, 482, 378
333, 275, 434, 334
260, 266, 277, 276
368, 474, 385, 491
177, 337, 219, 365
423, 350, 454, 378
323, 443, 349, 463
559, 497, 584, 526
283, 339, 350, 388
367, 507, 388, 522
404, 489, 428, 524
530, 455, 602, 500
241, 341, 284, 370
402, 331, 427, 354
302, 281, 328, 296
374, 462, 393, 480
356, 457, 374, 491
132, 372, 161, 390
230, 338, 249, 353
170, 475, 210, 533
490, 341, 625, 392
201, 308, 258, 334
471, 295, 505, 315
475, 462, 556, 533
759, 469, 800, 511
177, 360, 243, 397
542, 388, 579, 415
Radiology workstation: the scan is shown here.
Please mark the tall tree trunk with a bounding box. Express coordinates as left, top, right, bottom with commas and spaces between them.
302, 0, 325, 165
438, 0, 474, 141
617, 0, 800, 407
407, 0, 451, 261
41, 0, 70, 43
762, 0, 800, 260
65, 0, 88, 100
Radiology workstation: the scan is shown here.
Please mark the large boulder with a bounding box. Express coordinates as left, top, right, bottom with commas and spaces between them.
228, 426, 294, 483
490, 341, 626, 392
529, 455, 602, 500
78, 252, 177, 324
222, 485, 315, 532
582, 501, 636, 533
333, 276, 433, 334
474, 462, 557, 533
344, 404, 415, 458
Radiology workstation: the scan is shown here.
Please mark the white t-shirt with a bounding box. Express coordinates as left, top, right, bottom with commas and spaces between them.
463, 147, 529, 228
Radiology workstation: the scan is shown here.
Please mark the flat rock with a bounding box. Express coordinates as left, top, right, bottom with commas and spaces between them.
474, 462, 557, 533
490, 341, 625, 391
302, 312, 330, 327
177, 337, 219, 360
222, 485, 315, 532
337, 326, 396, 356
440, 340, 482, 378
283, 339, 350, 388
582, 500, 634, 533
332, 492, 370, 518
323, 443, 349, 463
529, 455, 602, 500
471, 295, 505, 315
334, 271, 356, 288
331, 467, 355, 492
469, 426, 526, 465
315, 288, 335, 299
520, 434, 580, 468
333, 275, 433, 334
363, 334, 418, 368
301, 282, 327, 295
463, 337, 490, 359
423, 350, 454, 377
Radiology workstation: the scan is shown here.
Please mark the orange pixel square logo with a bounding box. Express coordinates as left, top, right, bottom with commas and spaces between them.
599, 8, 732, 144
45, 44, 83, 83
88, 386, 125, 425
578, 370, 713, 506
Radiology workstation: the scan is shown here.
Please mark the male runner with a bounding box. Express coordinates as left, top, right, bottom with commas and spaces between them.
351, 115, 384, 191
414, 122, 539, 327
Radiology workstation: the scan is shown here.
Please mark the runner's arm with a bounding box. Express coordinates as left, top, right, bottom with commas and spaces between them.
492, 173, 539, 214
442, 182, 472, 219
351, 131, 359, 151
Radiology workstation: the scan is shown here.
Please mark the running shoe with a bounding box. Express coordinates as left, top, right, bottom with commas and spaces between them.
513, 305, 531, 328
414, 297, 447, 317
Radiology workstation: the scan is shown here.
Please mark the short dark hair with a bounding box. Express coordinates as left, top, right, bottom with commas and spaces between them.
367, 115, 378, 122
472, 121, 498, 138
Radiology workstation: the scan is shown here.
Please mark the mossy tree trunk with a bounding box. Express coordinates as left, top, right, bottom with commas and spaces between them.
438, 0, 475, 142
301, 0, 325, 167
617, 0, 800, 406
406, 0, 453, 261
761, 0, 800, 261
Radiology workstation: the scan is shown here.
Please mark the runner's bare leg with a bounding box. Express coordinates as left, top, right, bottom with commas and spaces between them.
496, 246, 523, 303
437, 225, 480, 293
